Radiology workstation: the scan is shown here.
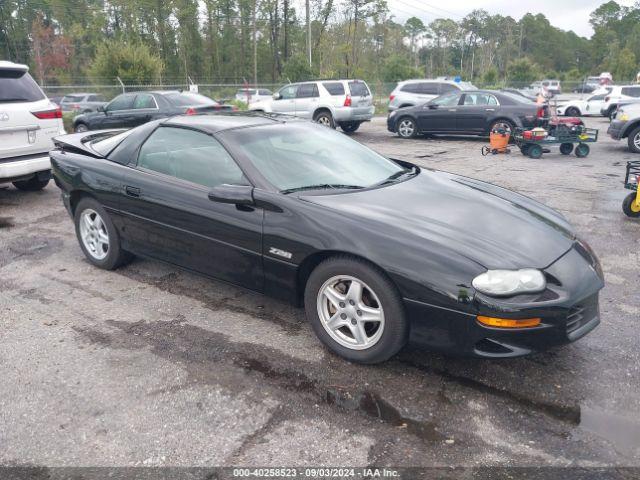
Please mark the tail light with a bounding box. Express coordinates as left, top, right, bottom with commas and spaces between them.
536, 106, 545, 118
185, 107, 197, 115
344, 95, 352, 107
605, 96, 610, 102
31, 106, 62, 119
389, 94, 395, 102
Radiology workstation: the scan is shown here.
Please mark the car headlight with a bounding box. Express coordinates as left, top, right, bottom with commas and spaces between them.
619, 112, 629, 121
472, 269, 546, 297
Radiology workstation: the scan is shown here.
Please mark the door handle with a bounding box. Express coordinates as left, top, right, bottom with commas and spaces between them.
125, 185, 141, 197
485, 108, 496, 112
448, 109, 457, 112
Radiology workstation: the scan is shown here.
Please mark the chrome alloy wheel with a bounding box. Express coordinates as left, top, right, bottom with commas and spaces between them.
316, 115, 332, 127
79, 209, 109, 260
398, 119, 415, 137
316, 275, 385, 350
633, 131, 640, 151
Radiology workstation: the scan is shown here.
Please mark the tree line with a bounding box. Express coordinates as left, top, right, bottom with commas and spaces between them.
0, 0, 638, 87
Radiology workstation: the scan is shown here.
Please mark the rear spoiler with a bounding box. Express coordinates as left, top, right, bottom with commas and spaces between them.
53, 129, 125, 158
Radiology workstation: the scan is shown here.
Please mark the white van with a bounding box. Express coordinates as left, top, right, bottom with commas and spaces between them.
0, 61, 65, 190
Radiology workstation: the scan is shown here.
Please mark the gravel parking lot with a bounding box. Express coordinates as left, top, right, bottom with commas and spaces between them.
1, 116, 639, 470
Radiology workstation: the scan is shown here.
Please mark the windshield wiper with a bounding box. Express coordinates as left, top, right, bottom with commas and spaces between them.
281, 184, 364, 194
375, 166, 418, 187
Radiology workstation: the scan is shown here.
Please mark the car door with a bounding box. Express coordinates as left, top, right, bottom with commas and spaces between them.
456, 93, 499, 133
585, 93, 606, 114
130, 93, 159, 127
96, 94, 136, 129
272, 84, 298, 114
415, 92, 461, 132
294, 83, 319, 119
119, 125, 264, 290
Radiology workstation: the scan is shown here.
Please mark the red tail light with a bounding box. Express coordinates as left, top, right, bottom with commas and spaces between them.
31, 106, 62, 119
605, 96, 610, 102
185, 107, 197, 115
344, 95, 352, 107
389, 94, 395, 102
536, 106, 545, 118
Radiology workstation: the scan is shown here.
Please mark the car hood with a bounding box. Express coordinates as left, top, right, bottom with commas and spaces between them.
301, 169, 575, 270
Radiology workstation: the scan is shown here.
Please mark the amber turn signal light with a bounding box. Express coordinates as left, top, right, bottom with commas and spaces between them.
477, 316, 541, 328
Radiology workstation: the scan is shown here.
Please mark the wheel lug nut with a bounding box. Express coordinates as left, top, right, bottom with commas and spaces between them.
340, 313, 347, 320
339, 302, 345, 308
351, 319, 357, 325
349, 300, 355, 306
357, 310, 362, 316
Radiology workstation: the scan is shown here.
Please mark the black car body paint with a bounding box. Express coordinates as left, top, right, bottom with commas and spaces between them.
51, 115, 604, 358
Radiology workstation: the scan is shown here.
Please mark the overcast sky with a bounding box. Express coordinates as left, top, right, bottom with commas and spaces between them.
386, 0, 637, 38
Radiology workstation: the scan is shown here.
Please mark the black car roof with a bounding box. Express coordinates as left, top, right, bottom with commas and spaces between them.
162, 113, 285, 133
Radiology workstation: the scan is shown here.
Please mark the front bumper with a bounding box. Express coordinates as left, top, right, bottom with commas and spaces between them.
0, 154, 51, 182
405, 244, 604, 358
608, 120, 626, 140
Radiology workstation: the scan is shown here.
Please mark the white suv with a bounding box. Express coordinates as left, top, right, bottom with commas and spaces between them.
235, 88, 273, 104
0, 61, 65, 191
388, 79, 476, 111
600, 85, 640, 118
249, 79, 374, 133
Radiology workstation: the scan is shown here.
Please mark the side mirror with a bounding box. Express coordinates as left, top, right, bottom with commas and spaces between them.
208, 184, 254, 206
427, 104, 438, 109
273, 92, 282, 100
97, 105, 106, 113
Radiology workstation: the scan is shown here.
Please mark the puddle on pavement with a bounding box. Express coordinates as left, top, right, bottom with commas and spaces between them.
580, 407, 640, 457
326, 387, 444, 442
0, 216, 14, 228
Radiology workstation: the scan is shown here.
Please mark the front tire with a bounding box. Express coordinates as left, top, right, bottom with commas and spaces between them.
622, 192, 640, 217
397, 117, 417, 139
627, 126, 640, 154
565, 107, 580, 117
74, 123, 89, 133
12, 176, 50, 191
304, 256, 408, 364
74, 197, 132, 270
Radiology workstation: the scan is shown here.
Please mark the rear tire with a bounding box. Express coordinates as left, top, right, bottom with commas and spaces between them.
627, 126, 640, 154
74, 197, 132, 270
340, 121, 361, 133
565, 107, 580, 117
314, 111, 335, 129
12, 176, 50, 191
304, 256, 408, 364
74, 123, 89, 133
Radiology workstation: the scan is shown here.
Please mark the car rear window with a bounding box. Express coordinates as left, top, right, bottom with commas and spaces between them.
323, 82, 345, 96
0, 69, 45, 102
349, 81, 370, 97
90, 129, 135, 156
400, 83, 420, 93
165, 92, 218, 106
237, 89, 256, 95
62, 95, 85, 102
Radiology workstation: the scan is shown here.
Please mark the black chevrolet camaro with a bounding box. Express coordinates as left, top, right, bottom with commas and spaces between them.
50, 115, 604, 363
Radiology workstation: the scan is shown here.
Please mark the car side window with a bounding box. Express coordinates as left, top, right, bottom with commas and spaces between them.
462, 93, 498, 106
420, 83, 439, 95
438, 83, 458, 94
278, 85, 298, 100
400, 83, 419, 94
137, 127, 248, 189
431, 93, 461, 107
323, 82, 345, 95
258, 89, 271, 96
296, 83, 319, 98
621, 87, 640, 98
589, 94, 605, 101
133, 94, 156, 109
106, 95, 134, 111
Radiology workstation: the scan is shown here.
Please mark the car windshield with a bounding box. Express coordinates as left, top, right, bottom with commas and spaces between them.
90, 129, 135, 156
227, 123, 407, 192
62, 95, 84, 102
164, 92, 218, 106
